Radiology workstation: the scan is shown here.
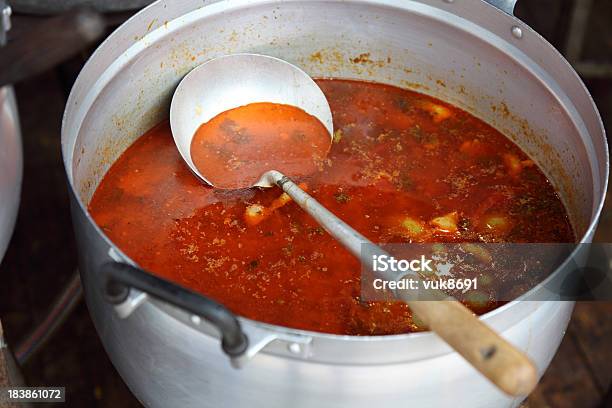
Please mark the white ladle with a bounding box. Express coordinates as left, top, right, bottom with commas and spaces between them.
170, 53, 368, 255
170, 53, 537, 396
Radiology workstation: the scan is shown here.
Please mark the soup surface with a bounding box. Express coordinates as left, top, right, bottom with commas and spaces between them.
191, 102, 330, 189
89, 79, 574, 335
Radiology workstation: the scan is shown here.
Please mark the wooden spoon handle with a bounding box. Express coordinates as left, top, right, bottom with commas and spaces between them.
407, 300, 538, 396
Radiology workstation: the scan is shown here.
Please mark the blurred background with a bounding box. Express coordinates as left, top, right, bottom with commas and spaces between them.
0, 0, 610, 406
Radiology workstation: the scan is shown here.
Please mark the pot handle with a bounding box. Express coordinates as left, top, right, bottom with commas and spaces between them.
99, 262, 248, 358
482, 0, 517, 15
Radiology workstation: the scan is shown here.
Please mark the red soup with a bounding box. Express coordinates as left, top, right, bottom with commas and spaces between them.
88, 79, 574, 335
190, 102, 330, 189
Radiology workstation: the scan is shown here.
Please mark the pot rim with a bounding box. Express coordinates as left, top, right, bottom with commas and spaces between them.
61, 0, 609, 345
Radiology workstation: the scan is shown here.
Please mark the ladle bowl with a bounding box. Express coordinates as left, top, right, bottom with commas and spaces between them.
169, 53, 334, 187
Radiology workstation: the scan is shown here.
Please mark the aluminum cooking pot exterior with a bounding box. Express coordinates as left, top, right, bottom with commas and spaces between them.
61, 0, 608, 406
0, 86, 22, 264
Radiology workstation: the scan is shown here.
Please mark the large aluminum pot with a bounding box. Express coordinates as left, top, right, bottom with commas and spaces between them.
61, 0, 608, 406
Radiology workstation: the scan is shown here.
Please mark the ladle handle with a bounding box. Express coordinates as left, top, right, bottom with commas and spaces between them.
264, 170, 538, 396
407, 300, 538, 395
263, 170, 370, 258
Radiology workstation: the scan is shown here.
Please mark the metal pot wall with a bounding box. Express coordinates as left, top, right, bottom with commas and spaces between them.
0, 85, 21, 264
0, 3, 22, 264
61, 0, 608, 407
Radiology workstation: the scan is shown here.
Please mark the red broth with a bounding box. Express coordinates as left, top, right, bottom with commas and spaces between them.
191, 102, 330, 189
88, 79, 574, 335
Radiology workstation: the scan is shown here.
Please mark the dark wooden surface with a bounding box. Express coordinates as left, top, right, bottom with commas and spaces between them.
0, 2, 610, 407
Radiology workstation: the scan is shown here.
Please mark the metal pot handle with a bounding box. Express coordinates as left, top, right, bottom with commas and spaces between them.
482, 0, 517, 15
99, 262, 248, 357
